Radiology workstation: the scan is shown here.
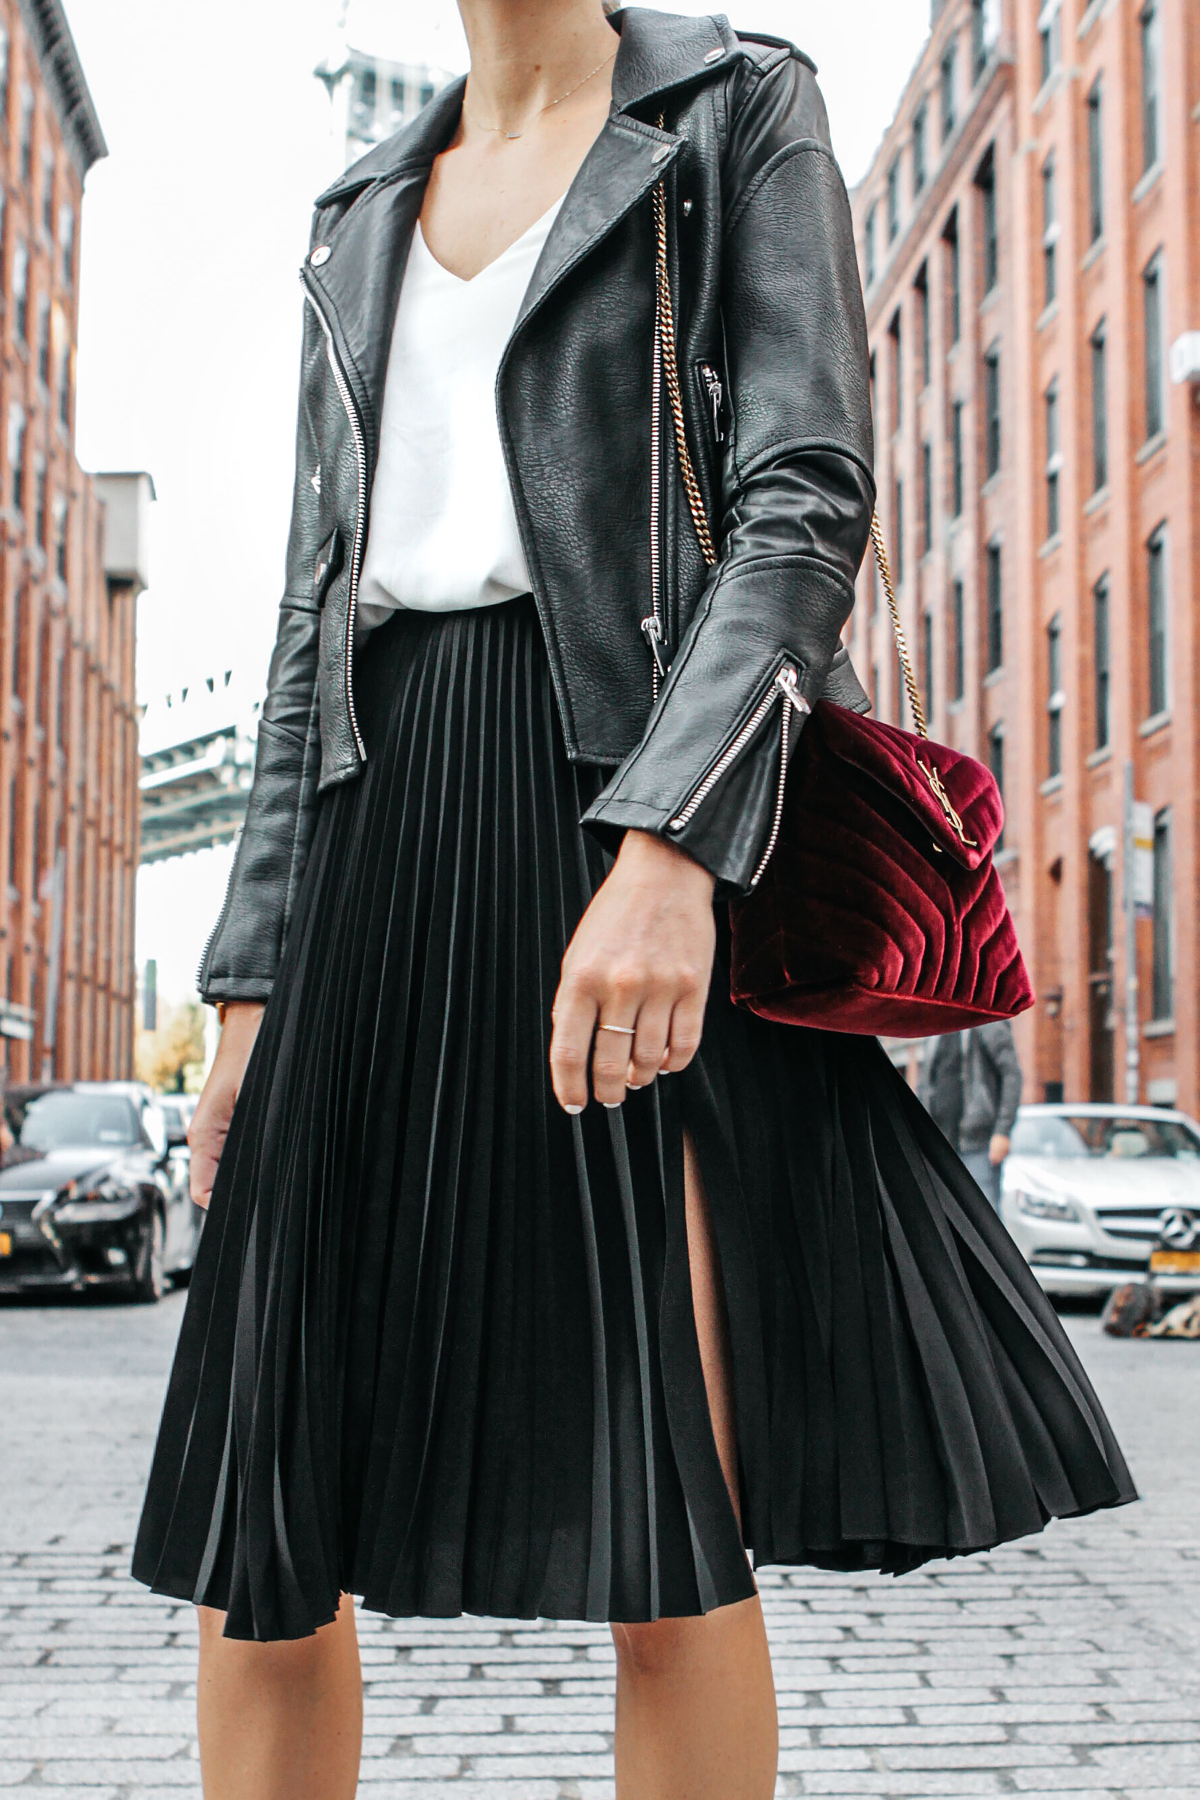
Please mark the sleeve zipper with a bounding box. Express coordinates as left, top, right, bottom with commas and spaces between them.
667, 663, 810, 873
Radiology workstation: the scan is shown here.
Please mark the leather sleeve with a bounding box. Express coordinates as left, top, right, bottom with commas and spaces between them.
197, 303, 328, 1004
982, 1022, 1024, 1138
582, 54, 875, 892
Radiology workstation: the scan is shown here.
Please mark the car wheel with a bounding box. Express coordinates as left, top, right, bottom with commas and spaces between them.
131, 1209, 166, 1304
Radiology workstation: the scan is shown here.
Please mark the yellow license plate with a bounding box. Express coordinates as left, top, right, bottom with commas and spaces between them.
0, 1231, 11, 1257
1150, 1248, 1200, 1275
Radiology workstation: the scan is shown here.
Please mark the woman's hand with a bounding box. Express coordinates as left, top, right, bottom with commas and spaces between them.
187, 1002, 265, 1207
550, 830, 716, 1112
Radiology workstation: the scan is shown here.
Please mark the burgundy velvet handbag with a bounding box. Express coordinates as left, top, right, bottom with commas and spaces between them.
651, 191, 1033, 1038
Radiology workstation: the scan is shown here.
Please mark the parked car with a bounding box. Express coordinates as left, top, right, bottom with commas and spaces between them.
0, 1082, 203, 1302
1001, 1102, 1200, 1300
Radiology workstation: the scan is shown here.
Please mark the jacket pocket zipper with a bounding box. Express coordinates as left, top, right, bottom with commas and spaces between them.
667, 663, 810, 879
698, 361, 724, 442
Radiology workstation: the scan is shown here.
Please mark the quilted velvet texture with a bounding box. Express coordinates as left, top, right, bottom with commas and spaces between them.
730, 702, 1034, 1036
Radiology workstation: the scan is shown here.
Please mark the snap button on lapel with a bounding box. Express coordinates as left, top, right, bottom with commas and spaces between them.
704, 46, 723, 63
651, 145, 670, 164
310, 245, 332, 267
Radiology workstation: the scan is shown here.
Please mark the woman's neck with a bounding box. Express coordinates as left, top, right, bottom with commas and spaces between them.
457, 0, 618, 137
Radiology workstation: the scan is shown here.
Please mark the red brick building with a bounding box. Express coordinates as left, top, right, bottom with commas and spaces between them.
0, 0, 144, 1083
849, 0, 1200, 1111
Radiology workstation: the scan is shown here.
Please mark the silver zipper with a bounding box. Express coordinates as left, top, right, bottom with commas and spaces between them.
302, 280, 367, 762
643, 313, 666, 698
668, 663, 810, 839
700, 362, 724, 441
749, 666, 810, 888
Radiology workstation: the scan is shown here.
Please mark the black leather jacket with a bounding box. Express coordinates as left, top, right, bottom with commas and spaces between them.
199, 7, 874, 1004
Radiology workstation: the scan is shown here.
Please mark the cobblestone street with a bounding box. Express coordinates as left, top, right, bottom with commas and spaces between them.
1, 1292, 1197, 1798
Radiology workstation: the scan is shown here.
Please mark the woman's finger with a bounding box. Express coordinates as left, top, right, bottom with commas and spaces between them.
663, 985, 707, 1075
627, 994, 672, 1089
549, 980, 599, 1113
591, 1013, 640, 1108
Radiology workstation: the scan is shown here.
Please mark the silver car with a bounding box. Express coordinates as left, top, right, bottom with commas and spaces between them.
1000, 1103, 1200, 1299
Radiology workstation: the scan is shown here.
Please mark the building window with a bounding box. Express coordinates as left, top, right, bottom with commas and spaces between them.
1151, 808, 1173, 1020
12, 241, 28, 344
1046, 613, 1064, 778
41, 149, 55, 237
951, 399, 964, 517
1142, 251, 1165, 441
888, 308, 902, 430
36, 296, 50, 387
58, 345, 70, 429
886, 156, 901, 242
419, 79, 436, 108
353, 66, 377, 132
59, 206, 74, 287
951, 578, 965, 701
0, 27, 8, 123
1038, 0, 1062, 86
986, 541, 1003, 672
864, 203, 876, 287
988, 725, 1006, 849
916, 262, 930, 387
971, 0, 988, 80
894, 479, 904, 585
52, 495, 67, 581
921, 440, 933, 554
18, 84, 33, 185
977, 149, 998, 293
1086, 78, 1104, 244
1093, 575, 1110, 750
1041, 156, 1057, 307
922, 608, 935, 721
389, 76, 406, 123
940, 44, 956, 142
1147, 524, 1168, 716
1140, 2, 1161, 173
8, 407, 26, 514
1090, 322, 1108, 492
912, 104, 927, 195
34, 459, 47, 549
984, 345, 1001, 477
944, 209, 960, 344
1045, 380, 1061, 540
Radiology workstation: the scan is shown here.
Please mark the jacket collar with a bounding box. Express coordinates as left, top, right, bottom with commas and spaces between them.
313, 9, 741, 208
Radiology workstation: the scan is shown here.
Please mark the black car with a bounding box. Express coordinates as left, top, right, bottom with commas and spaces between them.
0, 1082, 202, 1301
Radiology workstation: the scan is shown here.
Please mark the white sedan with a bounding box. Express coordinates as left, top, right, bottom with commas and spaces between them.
1000, 1103, 1200, 1300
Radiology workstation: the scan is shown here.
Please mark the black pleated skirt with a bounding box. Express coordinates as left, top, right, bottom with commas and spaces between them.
133, 598, 1134, 1640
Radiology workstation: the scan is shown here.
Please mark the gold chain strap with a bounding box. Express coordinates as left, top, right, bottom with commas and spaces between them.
650, 143, 929, 744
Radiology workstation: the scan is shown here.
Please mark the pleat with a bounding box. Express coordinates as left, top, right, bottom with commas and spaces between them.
132, 597, 1134, 1643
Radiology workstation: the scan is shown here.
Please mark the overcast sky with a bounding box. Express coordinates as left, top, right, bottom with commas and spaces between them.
59, 0, 930, 1002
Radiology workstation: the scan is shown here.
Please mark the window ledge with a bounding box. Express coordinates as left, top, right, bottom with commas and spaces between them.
1037, 300, 1059, 332
984, 665, 1005, 689
980, 284, 1001, 316
1132, 163, 1163, 205
1135, 431, 1167, 466
994, 847, 1019, 870
947, 698, 965, 716
1143, 1018, 1175, 1040
982, 471, 1004, 498
1038, 533, 1063, 561
1086, 745, 1111, 768
1139, 710, 1170, 739
1083, 485, 1109, 517
1076, 0, 1108, 39
1081, 236, 1106, 272
1039, 774, 1063, 797
1031, 70, 1065, 116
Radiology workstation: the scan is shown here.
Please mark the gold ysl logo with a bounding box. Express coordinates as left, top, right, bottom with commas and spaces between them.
918, 760, 978, 850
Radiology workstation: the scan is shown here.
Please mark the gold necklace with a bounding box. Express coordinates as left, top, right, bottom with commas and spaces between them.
466, 46, 617, 140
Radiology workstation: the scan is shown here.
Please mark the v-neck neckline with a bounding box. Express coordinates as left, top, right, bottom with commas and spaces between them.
416, 195, 565, 287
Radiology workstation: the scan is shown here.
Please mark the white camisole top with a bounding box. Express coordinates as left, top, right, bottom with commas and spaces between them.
356, 198, 564, 632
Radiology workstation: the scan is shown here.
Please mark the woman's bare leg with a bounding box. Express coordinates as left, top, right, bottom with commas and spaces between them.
611, 1134, 778, 1800
196, 1593, 362, 1800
